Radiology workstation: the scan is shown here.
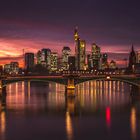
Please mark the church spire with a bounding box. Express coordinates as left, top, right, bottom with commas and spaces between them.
128, 44, 136, 73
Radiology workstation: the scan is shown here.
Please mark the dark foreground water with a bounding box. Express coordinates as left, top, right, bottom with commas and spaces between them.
0, 80, 140, 140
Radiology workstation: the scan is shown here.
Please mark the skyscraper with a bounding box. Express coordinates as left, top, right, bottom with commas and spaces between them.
91, 43, 101, 70
36, 49, 51, 70
128, 45, 136, 72
74, 28, 86, 70
25, 53, 34, 71
62, 46, 71, 70
37, 50, 42, 64
10, 62, 19, 74
41, 48, 51, 69
50, 52, 58, 71
68, 56, 76, 71
87, 54, 92, 70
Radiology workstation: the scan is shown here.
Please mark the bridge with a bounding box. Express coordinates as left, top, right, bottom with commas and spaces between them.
0, 74, 140, 105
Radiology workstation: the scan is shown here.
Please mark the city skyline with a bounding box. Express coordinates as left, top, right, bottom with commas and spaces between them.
0, 1, 140, 140
0, 0, 140, 67
0, 28, 137, 68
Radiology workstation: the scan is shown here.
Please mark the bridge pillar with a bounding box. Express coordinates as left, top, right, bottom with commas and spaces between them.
66, 78, 75, 97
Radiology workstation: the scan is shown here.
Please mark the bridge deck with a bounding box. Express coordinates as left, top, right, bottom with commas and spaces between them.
0, 75, 139, 87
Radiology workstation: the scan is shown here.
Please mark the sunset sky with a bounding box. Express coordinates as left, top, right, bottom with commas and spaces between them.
0, 0, 140, 67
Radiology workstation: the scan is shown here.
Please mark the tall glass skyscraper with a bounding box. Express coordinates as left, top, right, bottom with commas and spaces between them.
62, 46, 71, 70
50, 52, 58, 71
25, 53, 34, 71
37, 48, 51, 70
74, 27, 86, 70
91, 43, 101, 70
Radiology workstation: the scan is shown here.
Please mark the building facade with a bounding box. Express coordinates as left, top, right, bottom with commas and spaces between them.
10, 62, 19, 74
50, 52, 58, 71
74, 28, 86, 70
62, 46, 71, 70
37, 50, 42, 64
37, 49, 51, 70
87, 54, 92, 70
25, 53, 34, 71
91, 43, 101, 70
4, 62, 19, 75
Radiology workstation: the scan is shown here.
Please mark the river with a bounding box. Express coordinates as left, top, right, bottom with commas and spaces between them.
0, 80, 140, 140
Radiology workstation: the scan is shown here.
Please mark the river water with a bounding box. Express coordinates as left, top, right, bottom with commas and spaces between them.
0, 80, 140, 140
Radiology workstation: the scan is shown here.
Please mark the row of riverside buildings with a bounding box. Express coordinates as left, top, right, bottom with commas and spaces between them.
3, 28, 140, 75
24, 28, 117, 74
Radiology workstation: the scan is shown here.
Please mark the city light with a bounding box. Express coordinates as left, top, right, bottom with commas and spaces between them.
106, 76, 111, 80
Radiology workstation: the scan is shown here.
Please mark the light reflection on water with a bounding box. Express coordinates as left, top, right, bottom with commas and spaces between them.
0, 110, 6, 140
0, 80, 139, 140
130, 107, 137, 139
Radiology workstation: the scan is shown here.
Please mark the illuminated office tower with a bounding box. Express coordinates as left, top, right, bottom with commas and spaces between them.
37, 50, 42, 64
87, 54, 93, 70
4, 62, 19, 75
10, 62, 19, 74
25, 53, 34, 71
74, 27, 79, 70
62, 46, 71, 70
50, 52, 58, 71
37, 49, 51, 69
4, 64, 11, 74
45, 49, 51, 70
74, 27, 86, 70
91, 43, 101, 70
41, 48, 51, 69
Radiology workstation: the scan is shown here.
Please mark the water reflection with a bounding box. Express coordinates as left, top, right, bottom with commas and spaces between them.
3, 80, 140, 140
0, 108, 6, 140
65, 97, 76, 140
65, 98, 75, 114
66, 111, 73, 140
130, 107, 137, 139
76, 80, 131, 112
5, 80, 134, 112
27, 81, 30, 102
106, 107, 111, 128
